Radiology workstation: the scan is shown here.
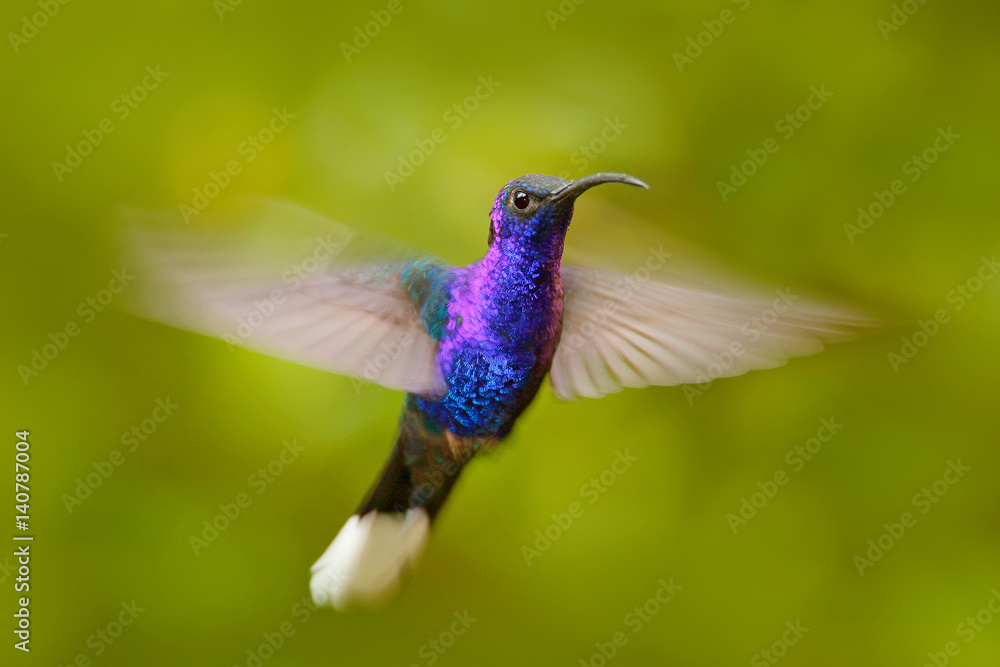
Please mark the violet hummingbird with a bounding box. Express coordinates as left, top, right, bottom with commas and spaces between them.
126, 172, 875, 609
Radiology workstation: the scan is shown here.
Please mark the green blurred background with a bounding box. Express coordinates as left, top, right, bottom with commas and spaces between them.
3, 0, 999, 665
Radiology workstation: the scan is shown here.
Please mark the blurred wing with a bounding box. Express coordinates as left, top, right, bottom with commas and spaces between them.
550, 264, 880, 400
122, 199, 445, 395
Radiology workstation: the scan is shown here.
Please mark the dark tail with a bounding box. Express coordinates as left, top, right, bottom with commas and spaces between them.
310, 401, 475, 609
358, 402, 468, 521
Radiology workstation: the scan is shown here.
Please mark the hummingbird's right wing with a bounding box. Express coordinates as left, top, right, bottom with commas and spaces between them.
551, 199, 886, 401
121, 198, 447, 395
550, 264, 881, 401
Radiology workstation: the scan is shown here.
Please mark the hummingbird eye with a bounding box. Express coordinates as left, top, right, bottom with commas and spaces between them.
512, 191, 530, 210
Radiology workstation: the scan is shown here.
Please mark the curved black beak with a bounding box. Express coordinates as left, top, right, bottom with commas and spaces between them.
547, 172, 649, 203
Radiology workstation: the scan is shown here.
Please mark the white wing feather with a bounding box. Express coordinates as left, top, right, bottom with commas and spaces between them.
122, 199, 445, 395
551, 265, 880, 400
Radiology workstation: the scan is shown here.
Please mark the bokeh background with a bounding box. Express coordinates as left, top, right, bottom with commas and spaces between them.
3, 1, 999, 665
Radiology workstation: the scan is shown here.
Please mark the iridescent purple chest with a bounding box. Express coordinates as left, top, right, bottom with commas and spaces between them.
415, 257, 564, 437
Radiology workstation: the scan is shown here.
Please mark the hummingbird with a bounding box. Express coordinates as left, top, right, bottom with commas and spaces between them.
126, 172, 875, 610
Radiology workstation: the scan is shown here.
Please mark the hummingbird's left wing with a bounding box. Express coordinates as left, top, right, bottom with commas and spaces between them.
550, 264, 881, 401
121, 199, 447, 395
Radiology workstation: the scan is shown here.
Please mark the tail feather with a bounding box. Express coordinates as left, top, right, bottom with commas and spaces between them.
310, 404, 467, 609
309, 508, 429, 610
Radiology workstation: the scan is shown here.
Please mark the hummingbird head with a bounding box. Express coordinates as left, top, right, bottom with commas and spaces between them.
488, 172, 648, 248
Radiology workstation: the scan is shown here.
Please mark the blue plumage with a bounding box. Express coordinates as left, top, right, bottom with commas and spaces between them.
362, 174, 649, 525
128, 171, 877, 608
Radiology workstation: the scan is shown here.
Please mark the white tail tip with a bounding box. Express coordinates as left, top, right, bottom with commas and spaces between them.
309, 508, 430, 610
